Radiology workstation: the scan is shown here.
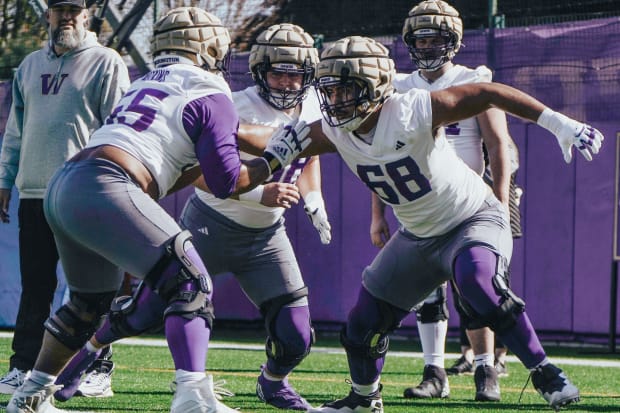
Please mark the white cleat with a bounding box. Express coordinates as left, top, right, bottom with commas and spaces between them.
0, 368, 29, 395
76, 360, 114, 398
170, 374, 239, 413
7, 381, 69, 413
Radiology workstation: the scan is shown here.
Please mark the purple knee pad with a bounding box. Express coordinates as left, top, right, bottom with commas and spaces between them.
344, 287, 408, 384
453, 246, 546, 368
265, 305, 313, 376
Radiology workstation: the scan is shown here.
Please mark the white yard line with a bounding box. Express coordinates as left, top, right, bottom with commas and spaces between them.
2, 331, 619, 368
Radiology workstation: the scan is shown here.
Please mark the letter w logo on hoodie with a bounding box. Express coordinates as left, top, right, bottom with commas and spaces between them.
41, 73, 69, 95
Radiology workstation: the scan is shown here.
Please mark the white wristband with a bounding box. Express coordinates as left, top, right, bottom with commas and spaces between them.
238, 185, 264, 204
536, 108, 572, 136
303, 191, 324, 211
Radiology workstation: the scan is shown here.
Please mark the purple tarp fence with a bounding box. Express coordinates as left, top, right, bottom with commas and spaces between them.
1, 18, 619, 343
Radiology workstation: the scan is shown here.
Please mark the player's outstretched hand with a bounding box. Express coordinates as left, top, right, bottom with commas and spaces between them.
537, 108, 604, 163
262, 119, 311, 173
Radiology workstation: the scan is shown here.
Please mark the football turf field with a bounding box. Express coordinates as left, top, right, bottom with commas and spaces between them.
1, 330, 619, 412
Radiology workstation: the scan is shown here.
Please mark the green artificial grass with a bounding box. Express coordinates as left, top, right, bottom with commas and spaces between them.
1, 331, 619, 412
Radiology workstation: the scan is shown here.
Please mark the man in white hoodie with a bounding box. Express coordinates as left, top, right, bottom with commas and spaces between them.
0, 0, 129, 397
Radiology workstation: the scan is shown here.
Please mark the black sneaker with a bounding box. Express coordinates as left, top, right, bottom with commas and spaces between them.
309, 386, 383, 413
446, 356, 474, 376
494, 359, 509, 377
531, 364, 580, 410
403, 365, 449, 399
474, 365, 501, 402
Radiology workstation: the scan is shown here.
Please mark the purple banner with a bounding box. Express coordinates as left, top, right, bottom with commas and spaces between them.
615, 132, 620, 261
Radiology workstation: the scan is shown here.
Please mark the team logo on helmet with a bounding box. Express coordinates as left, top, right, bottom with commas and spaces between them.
249, 23, 319, 110
150, 7, 231, 73
316, 36, 395, 131
402, 0, 463, 71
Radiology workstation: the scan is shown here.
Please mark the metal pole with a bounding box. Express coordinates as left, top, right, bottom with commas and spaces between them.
488, 0, 497, 30
610, 260, 618, 353
487, 0, 497, 71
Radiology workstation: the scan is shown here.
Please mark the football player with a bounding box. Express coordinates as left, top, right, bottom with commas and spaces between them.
239, 35, 601, 413
7, 7, 308, 413
178, 23, 329, 411
368, 0, 514, 402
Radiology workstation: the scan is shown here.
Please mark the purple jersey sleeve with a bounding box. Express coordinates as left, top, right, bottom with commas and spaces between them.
182, 93, 241, 199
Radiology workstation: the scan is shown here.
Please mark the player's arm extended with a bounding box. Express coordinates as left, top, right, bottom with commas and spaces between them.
238, 120, 338, 158
431, 82, 603, 163
430, 82, 545, 129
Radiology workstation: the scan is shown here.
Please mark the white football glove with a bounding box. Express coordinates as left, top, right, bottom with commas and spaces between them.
262, 119, 311, 174
537, 108, 604, 163
303, 191, 331, 245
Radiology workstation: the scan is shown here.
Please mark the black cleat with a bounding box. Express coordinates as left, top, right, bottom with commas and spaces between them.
531, 364, 580, 411
309, 386, 383, 413
494, 359, 509, 377
446, 356, 474, 376
403, 365, 449, 399
474, 365, 501, 402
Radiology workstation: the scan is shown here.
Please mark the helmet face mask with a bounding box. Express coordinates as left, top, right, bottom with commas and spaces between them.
316, 73, 372, 130
249, 23, 319, 110
403, 28, 458, 71
253, 59, 316, 110
402, 0, 463, 71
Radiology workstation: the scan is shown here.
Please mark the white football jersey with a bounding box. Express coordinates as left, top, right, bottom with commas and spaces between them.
393, 64, 492, 175
196, 86, 323, 228
87, 64, 232, 198
322, 88, 489, 237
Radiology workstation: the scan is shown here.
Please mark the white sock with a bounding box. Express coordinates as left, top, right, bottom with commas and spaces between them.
352, 379, 380, 396
474, 353, 495, 368
261, 369, 284, 382
417, 320, 447, 368
85, 341, 99, 354
175, 369, 205, 383
28, 370, 56, 387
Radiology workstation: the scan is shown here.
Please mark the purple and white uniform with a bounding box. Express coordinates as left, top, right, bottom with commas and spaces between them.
331, 89, 546, 390
44, 64, 241, 292
180, 85, 322, 306
179, 85, 322, 378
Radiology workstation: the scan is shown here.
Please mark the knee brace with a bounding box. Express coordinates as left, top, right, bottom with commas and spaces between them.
260, 287, 314, 366
107, 281, 165, 338
451, 254, 525, 334
415, 284, 449, 323
44, 291, 116, 350
341, 296, 402, 360
145, 230, 215, 328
